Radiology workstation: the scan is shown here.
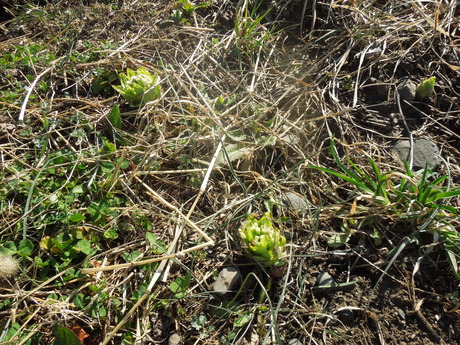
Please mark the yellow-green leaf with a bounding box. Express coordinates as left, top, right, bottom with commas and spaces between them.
415, 76, 435, 101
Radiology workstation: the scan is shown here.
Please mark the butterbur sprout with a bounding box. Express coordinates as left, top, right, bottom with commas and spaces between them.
113, 67, 161, 107
415, 76, 436, 101
239, 212, 286, 268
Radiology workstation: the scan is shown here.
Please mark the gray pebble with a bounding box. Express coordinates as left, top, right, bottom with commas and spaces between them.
212, 267, 241, 297
392, 138, 440, 170
338, 309, 354, 324
282, 192, 308, 213
398, 80, 417, 101
316, 272, 337, 287
168, 333, 181, 345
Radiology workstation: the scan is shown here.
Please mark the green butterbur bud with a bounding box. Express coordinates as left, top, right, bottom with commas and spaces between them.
239, 213, 286, 267
113, 67, 161, 107
415, 76, 435, 101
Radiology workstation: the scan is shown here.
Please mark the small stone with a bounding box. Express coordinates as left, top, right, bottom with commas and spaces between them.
392, 138, 440, 170
280, 133, 300, 146
212, 267, 241, 297
316, 272, 337, 288
338, 309, 354, 324
397, 80, 417, 101
168, 333, 181, 345
288, 339, 302, 345
282, 192, 308, 213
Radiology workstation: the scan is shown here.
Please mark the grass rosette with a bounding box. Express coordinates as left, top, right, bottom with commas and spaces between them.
239, 213, 286, 267
113, 67, 161, 107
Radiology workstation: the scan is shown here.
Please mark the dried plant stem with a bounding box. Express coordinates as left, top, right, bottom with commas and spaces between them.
162, 134, 226, 280
96, 138, 223, 344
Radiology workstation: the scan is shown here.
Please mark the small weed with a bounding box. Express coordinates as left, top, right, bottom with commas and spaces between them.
310, 140, 460, 277
415, 76, 436, 101
0, 43, 56, 70
169, 271, 191, 299
171, 0, 209, 24
234, 1, 275, 57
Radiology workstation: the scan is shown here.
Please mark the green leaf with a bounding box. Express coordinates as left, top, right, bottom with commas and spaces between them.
18, 239, 34, 256
445, 248, 460, 279
103, 229, 118, 239
73, 294, 87, 309
327, 233, 351, 248
415, 76, 435, 101
191, 314, 207, 331
309, 164, 374, 195
108, 104, 122, 129
52, 327, 83, 345
76, 239, 91, 255
146, 232, 165, 253
122, 250, 142, 262
226, 130, 247, 142
100, 137, 116, 153
116, 157, 130, 169
71, 185, 84, 194
113, 68, 161, 107
239, 213, 286, 267
100, 161, 115, 173
234, 311, 253, 328
0, 241, 17, 256
432, 190, 460, 201
371, 229, 382, 246
69, 213, 86, 222
121, 331, 134, 345
170, 272, 191, 298
329, 140, 364, 186
2, 322, 21, 342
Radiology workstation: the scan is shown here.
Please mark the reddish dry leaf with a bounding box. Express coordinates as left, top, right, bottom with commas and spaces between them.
71, 326, 89, 344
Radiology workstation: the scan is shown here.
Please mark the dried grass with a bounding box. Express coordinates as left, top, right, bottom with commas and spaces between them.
1, 0, 460, 344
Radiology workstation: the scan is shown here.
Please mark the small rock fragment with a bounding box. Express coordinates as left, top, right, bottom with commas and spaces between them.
397, 80, 417, 101
392, 138, 440, 170
316, 272, 337, 288
338, 309, 354, 324
280, 133, 300, 146
212, 267, 241, 297
283, 192, 308, 213
288, 339, 302, 345
168, 333, 181, 345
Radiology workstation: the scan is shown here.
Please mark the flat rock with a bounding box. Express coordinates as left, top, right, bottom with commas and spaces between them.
392, 138, 440, 170
288, 339, 302, 345
282, 192, 308, 213
397, 80, 417, 101
316, 272, 337, 288
212, 267, 241, 297
338, 309, 355, 324
168, 333, 181, 345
